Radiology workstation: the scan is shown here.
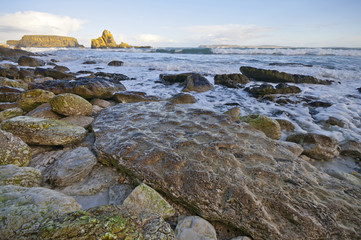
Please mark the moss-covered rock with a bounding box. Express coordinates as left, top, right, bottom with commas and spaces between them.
123, 183, 175, 219
0, 107, 24, 122
18, 89, 55, 111
1, 116, 87, 146
38, 205, 175, 239
0, 185, 81, 239
26, 103, 61, 119
0, 77, 28, 89
0, 129, 31, 166
0, 164, 41, 187
240, 114, 282, 140
0, 92, 21, 102
50, 93, 92, 116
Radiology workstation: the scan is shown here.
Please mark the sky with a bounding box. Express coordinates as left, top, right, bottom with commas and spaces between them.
0, 0, 361, 48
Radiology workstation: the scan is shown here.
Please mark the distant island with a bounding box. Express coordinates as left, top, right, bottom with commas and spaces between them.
7, 35, 84, 48
199, 44, 289, 48
91, 30, 151, 49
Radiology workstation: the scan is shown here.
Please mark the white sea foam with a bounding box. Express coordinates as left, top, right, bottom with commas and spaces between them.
31, 48, 361, 146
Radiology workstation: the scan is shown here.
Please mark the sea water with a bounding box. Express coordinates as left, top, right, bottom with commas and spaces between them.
19, 47, 361, 145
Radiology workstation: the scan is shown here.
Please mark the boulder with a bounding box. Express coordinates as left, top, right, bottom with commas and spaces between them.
0, 164, 41, 187
26, 103, 61, 119
8, 35, 83, 48
245, 83, 301, 97
94, 72, 130, 81
0, 85, 25, 93
0, 185, 81, 239
50, 93, 93, 116
108, 60, 123, 66
240, 66, 333, 85
61, 116, 94, 128
46, 147, 97, 187
29, 77, 127, 99
38, 205, 175, 239
113, 91, 161, 103
358, 87, 361, 93
276, 119, 296, 132
0, 77, 27, 89
307, 100, 332, 108
123, 183, 175, 219
53, 65, 70, 72
93, 102, 361, 239
90, 98, 112, 108
214, 73, 250, 88
18, 89, 55, 111
18, 56, 45, 67
224, 107, 241, 119
0, 92, 21, 102
183, 74, 214, 93
0, 46, 34, 62
0, 107, 24, 122
159, 72, 194, 84
82, 60, 96, 64
0, 129, 31, 166
168, 93, 197, 104
34, 67, 75, 80
340, 140, 361, 159
240, 114, 282, 140
1, 116, 87, 146
175, 216, 217, 240
286, 133, 339, 161
0, 102, 19, 111
0, 66, 20, 79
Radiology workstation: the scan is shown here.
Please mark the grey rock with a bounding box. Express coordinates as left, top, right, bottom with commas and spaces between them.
61, 115, 94, 128
214, 73, 250, 88
47, 147, 97, 187
175, 216, 217, 240
168, 93, 197, 104
18, 56, 45, 67
113, 91, 161, 103
26, 103, 61, 120
340, 140, 361, 159
183, 74, 214, 93
93, 102, 361, 240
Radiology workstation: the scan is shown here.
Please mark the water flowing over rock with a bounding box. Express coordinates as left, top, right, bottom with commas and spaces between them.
240, 66, 333, 85
38, 205, 175, 239
1, 116, 87, 146
93, 102, 361, 240
29, 77, 127, 99
245, 83, 301, 97
0, 185, 81, 239
7, 35, 83, 48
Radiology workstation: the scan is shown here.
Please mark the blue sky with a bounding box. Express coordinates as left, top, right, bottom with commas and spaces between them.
0, 0, 360, 47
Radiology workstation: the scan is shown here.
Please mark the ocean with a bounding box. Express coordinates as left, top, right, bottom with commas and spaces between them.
25, 47, 361, 147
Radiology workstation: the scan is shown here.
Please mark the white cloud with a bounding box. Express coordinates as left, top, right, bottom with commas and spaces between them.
0, 11, 86, 43
116, 33, 176, 47
184, 24, 273, 45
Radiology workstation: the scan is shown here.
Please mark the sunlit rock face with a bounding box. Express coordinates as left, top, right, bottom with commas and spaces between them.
93, 101, 361, 240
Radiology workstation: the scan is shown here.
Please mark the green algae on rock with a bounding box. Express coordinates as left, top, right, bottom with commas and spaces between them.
0, 164, 41, 187
123, 183, 175, 219
38, 205, 175, 240
19, 89, 55, 112
50, 93, 93, 116
0, 185, 81, 239
0, 129, 31, 166
0, 107, 24, 122
239, 114, 282, 140
1, 116, 87, 146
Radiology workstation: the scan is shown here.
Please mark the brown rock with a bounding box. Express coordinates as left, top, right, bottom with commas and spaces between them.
168, 93, 197, 104
113, 91, 161, 103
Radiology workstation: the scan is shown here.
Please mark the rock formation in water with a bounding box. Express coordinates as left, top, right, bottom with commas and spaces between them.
7, 35, 84, 48
91, 30, 151, 49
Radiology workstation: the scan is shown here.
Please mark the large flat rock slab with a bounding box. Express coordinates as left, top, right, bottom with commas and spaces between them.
93, 102, 361, 240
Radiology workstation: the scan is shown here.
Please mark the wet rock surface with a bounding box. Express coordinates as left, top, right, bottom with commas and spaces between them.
29, 77, 126, 99
240, 66, 333, 85
245, 83, 301, 97
0, 129, 31, 166
113, 91, 161, 103
214, 73, 250, 88
183, 74, 214, 93
18, 56, 45, 67
0, 164, 41, 187
50, 93, 93, 116
93, 101, 361, 240
168, 93, 197, 104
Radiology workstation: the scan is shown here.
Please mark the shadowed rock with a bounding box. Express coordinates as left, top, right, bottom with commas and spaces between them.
29, 77, 126, 99
18, 56, 45, 67
93, 102, 361, 240
214, 73, 250, 88
183, 74, 214, 93
240, 66, 333, 85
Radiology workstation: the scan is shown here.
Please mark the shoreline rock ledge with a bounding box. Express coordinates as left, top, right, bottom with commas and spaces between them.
93, 101, 361, 240
7, 35, 84, 48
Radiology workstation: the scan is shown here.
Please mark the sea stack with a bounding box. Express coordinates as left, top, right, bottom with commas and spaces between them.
6, 35, 84, 48
91, 30, 150, 49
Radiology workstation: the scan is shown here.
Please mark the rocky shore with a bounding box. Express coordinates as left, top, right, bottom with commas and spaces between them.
0, 46, 360, 240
